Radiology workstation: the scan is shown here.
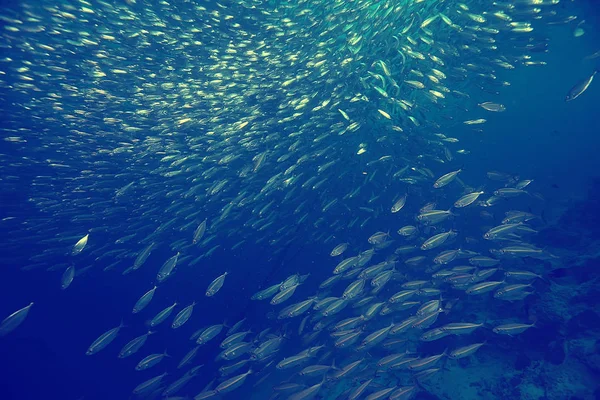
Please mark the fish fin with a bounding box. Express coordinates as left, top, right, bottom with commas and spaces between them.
529, 316, 538, 328
331, 359, 340, 371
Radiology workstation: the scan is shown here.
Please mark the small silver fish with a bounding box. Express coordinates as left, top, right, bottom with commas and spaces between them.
565, 70, 597, 101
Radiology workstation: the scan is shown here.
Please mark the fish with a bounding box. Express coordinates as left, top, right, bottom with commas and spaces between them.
417, 209, 454, 225
219, 341, 254, 361
334, 256, 359, 275
433, 169, 462, 188
478, 102, 506, 112
412, 309, 444, 330
172, 302, 196, 329
358, 323, 394, 349
193, 219, 208, 244
493, 323, 535, 335
454, 191, 484, 208
565, 70, 597, 101
389, 387, 417, 400
497, 245, 547, 258
157, 252, 180, 283
61, 265, 75, 290
0, 0, 579, 398
377, 109, 392, 120
0, 302, 34, 337
132, 373, 168, 395
178, 346, 200, 369
276, 352, 312, 370
504, 271, 543, 281
342, 279, 366, 300
448, 342, 486, 359
464, 118, 487, 125
368, 231, 391, 245
86, 321, 125, 355
397, 225, 418, 236
416, 299, 442, 316
197, 324, 226, 345
279, 298, 316, 319
330, 359, 363, 380
206, 272, 228, 297
408, 352, 446, 371
440, 322, 484, 335
133, 243, 155, 271
348, 379, 373, 400
465, 280, 505, 295
271, 283, 301, 305
72, 234, 89, 256
288, 375, 326, 400
413, 368, 441, 382
494, 188, 528, 198
389, 290, 417, 304
150, 302, 178, 328
420, 328, 451, 342
118, 331, 154, 358
330, 243, 349, 257
483, 223, 525, 240
220, 330, 253, 349
135, 351, 169, 371
469, 256, 500, 267
219, 359, 250, 377
162, 365, 203, 397
389, 357, 420, 371
251, 283, 282, 300
434, 249, 461, 265
132, 286, 157, 314
421, 230, 458, 250
494, 283, 533, 299
322, 298, 349, 317
226, 318, 247, 336
366, 386, 398, 400
391, 194, 408, 213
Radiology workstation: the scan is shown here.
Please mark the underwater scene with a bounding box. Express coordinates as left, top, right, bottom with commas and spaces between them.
1, 0, 600, 399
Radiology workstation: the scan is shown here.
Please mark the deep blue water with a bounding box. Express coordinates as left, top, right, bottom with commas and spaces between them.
1, 1, 600, 400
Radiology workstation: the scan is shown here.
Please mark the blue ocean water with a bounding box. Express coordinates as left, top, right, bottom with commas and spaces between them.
1, 0, 600, 399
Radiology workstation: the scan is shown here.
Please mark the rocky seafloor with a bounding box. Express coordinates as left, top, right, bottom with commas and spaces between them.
421, 179, 600, 400
320, 180, 600, 400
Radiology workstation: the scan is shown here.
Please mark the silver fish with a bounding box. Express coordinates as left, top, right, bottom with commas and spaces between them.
565, 70, 597, 101
0, 302, 34, 337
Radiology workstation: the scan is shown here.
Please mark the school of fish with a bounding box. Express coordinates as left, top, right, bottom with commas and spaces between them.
0, 0, 596, 399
